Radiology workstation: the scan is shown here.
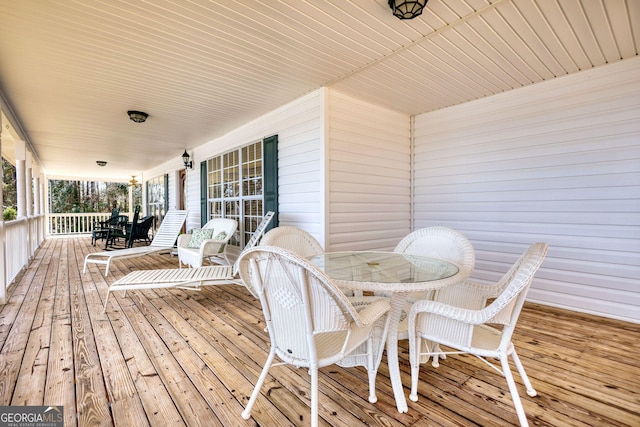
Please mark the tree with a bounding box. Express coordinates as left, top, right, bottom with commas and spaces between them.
2, 157, 17, 210
49, 180, 130, 213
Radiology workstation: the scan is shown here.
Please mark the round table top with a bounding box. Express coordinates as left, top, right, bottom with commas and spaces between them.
309, 251, 460, 293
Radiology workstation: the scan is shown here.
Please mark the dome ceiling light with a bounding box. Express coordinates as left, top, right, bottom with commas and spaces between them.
127, 110, 148, 123
388, 0, 428, 19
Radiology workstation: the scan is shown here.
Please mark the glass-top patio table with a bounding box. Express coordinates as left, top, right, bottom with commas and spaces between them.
309, 251, 461, 413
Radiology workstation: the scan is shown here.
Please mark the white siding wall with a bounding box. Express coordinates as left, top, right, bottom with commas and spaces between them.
144, 90, 324, 244
413, 57, 640, 323
326, 89, 411, 251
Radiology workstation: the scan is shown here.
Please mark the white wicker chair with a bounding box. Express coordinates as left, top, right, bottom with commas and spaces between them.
238, 246, 391, 427
392, 227, 476, 342
407, 242, 548, 427
394, 227, 475, 278
259, 225, 324, 257
177, 218, 238, 268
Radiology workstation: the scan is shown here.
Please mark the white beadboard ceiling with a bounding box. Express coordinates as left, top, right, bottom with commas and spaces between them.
0, 0, 637, 180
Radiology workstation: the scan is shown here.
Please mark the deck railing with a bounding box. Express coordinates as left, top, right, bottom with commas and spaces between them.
48, 212, 115, 235
3, 213, 125, 296
5, 215, 46, 286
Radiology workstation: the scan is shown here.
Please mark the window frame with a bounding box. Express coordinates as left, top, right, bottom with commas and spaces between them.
202, 135, 277, 248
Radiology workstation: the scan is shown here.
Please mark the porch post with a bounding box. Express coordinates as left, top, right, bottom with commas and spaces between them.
32, 162, 42, 249
43, 175, 49, 239
15, 140, 27, 218
38, 171, 46, 242
129, 184, 134, 220
0, 125, 6, 304
15, 140, 29, 265
26, 151, 33, 217
33, 163, 41, 215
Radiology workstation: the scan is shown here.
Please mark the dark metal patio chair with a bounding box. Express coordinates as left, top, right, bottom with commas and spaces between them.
92, 208, 119, 246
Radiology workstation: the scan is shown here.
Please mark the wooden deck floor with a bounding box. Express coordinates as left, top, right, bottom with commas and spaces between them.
0, 236, 638, 426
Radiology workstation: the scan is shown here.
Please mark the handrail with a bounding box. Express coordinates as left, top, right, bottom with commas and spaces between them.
48, 212, 114, 235
4, 215, 46, 287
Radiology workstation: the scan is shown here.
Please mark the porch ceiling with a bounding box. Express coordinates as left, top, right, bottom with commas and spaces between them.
0, 0, 637, 180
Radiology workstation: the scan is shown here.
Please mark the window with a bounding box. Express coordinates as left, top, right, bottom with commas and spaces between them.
204, 136, 277, 248
146, 174, 168, 230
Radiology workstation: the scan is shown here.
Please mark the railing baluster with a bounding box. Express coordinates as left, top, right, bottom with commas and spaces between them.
48, 212, 113, 235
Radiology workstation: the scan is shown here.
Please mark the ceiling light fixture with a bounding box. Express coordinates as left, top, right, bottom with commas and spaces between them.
129, 176, 139, 186
96, 160, 107, 167
127, 110, 148, 123
182, 150, 193, 169
388, 0, 428, 19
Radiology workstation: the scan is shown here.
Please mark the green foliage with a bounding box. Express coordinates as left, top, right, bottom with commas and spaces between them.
3, 206, 17, 221
49, 180, 133, 213
3, 158, 17, 210
2, 157, 141, 214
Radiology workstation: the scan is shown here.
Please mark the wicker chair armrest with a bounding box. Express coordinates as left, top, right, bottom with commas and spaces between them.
176, 234, 191, 248
409, 299, 489, 325
351, 298, 391, 327
200, 239, 227, 256
433, 279, 498, 310
462, 279, 502, 298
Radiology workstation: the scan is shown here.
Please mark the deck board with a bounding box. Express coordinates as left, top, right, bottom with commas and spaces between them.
0, 236, 638, 426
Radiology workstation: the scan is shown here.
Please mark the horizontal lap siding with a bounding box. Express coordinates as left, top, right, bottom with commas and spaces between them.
413, 57, 640, 323
145, 91, 324, 241
327, 89, 411, 251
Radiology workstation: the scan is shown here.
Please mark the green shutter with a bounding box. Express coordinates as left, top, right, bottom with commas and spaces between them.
200, 160, 207, 227
263, 135, 278, 229
163, 174, 169, 213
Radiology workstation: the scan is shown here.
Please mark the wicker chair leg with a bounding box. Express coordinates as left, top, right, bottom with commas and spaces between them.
310, 366, 319, 427
366, 338, 378, 403
409, 333, 421, 402
242, 349, 276, 420
511, 349, 537, 397
501, 356, 530, 427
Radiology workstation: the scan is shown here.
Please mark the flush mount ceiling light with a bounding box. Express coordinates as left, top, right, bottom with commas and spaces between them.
388, 0, 428, 19
96, 160, 107, 167
127, 110, 148, 123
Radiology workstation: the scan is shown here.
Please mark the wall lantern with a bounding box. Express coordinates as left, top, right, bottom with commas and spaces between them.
388, 0, 428, 19
127, 110, 149, 123
182, 150, 193, 169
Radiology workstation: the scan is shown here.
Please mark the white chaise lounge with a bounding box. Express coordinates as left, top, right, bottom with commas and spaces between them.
84, 209, 188, 276
102, 211, 274, 311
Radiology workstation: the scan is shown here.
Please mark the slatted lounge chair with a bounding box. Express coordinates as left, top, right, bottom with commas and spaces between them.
84, 209, 188, 276
102, 211, 274, 311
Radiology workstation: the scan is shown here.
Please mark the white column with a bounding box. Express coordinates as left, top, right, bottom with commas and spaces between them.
32, 163, 42, 247
42, 174, 49, 239
129, 184, 134, 220
26, 152, 33, 217
33, 163, 41, 216
0, 127, 6, 304
15, 140, 27, 218
41, 174, 47, 215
